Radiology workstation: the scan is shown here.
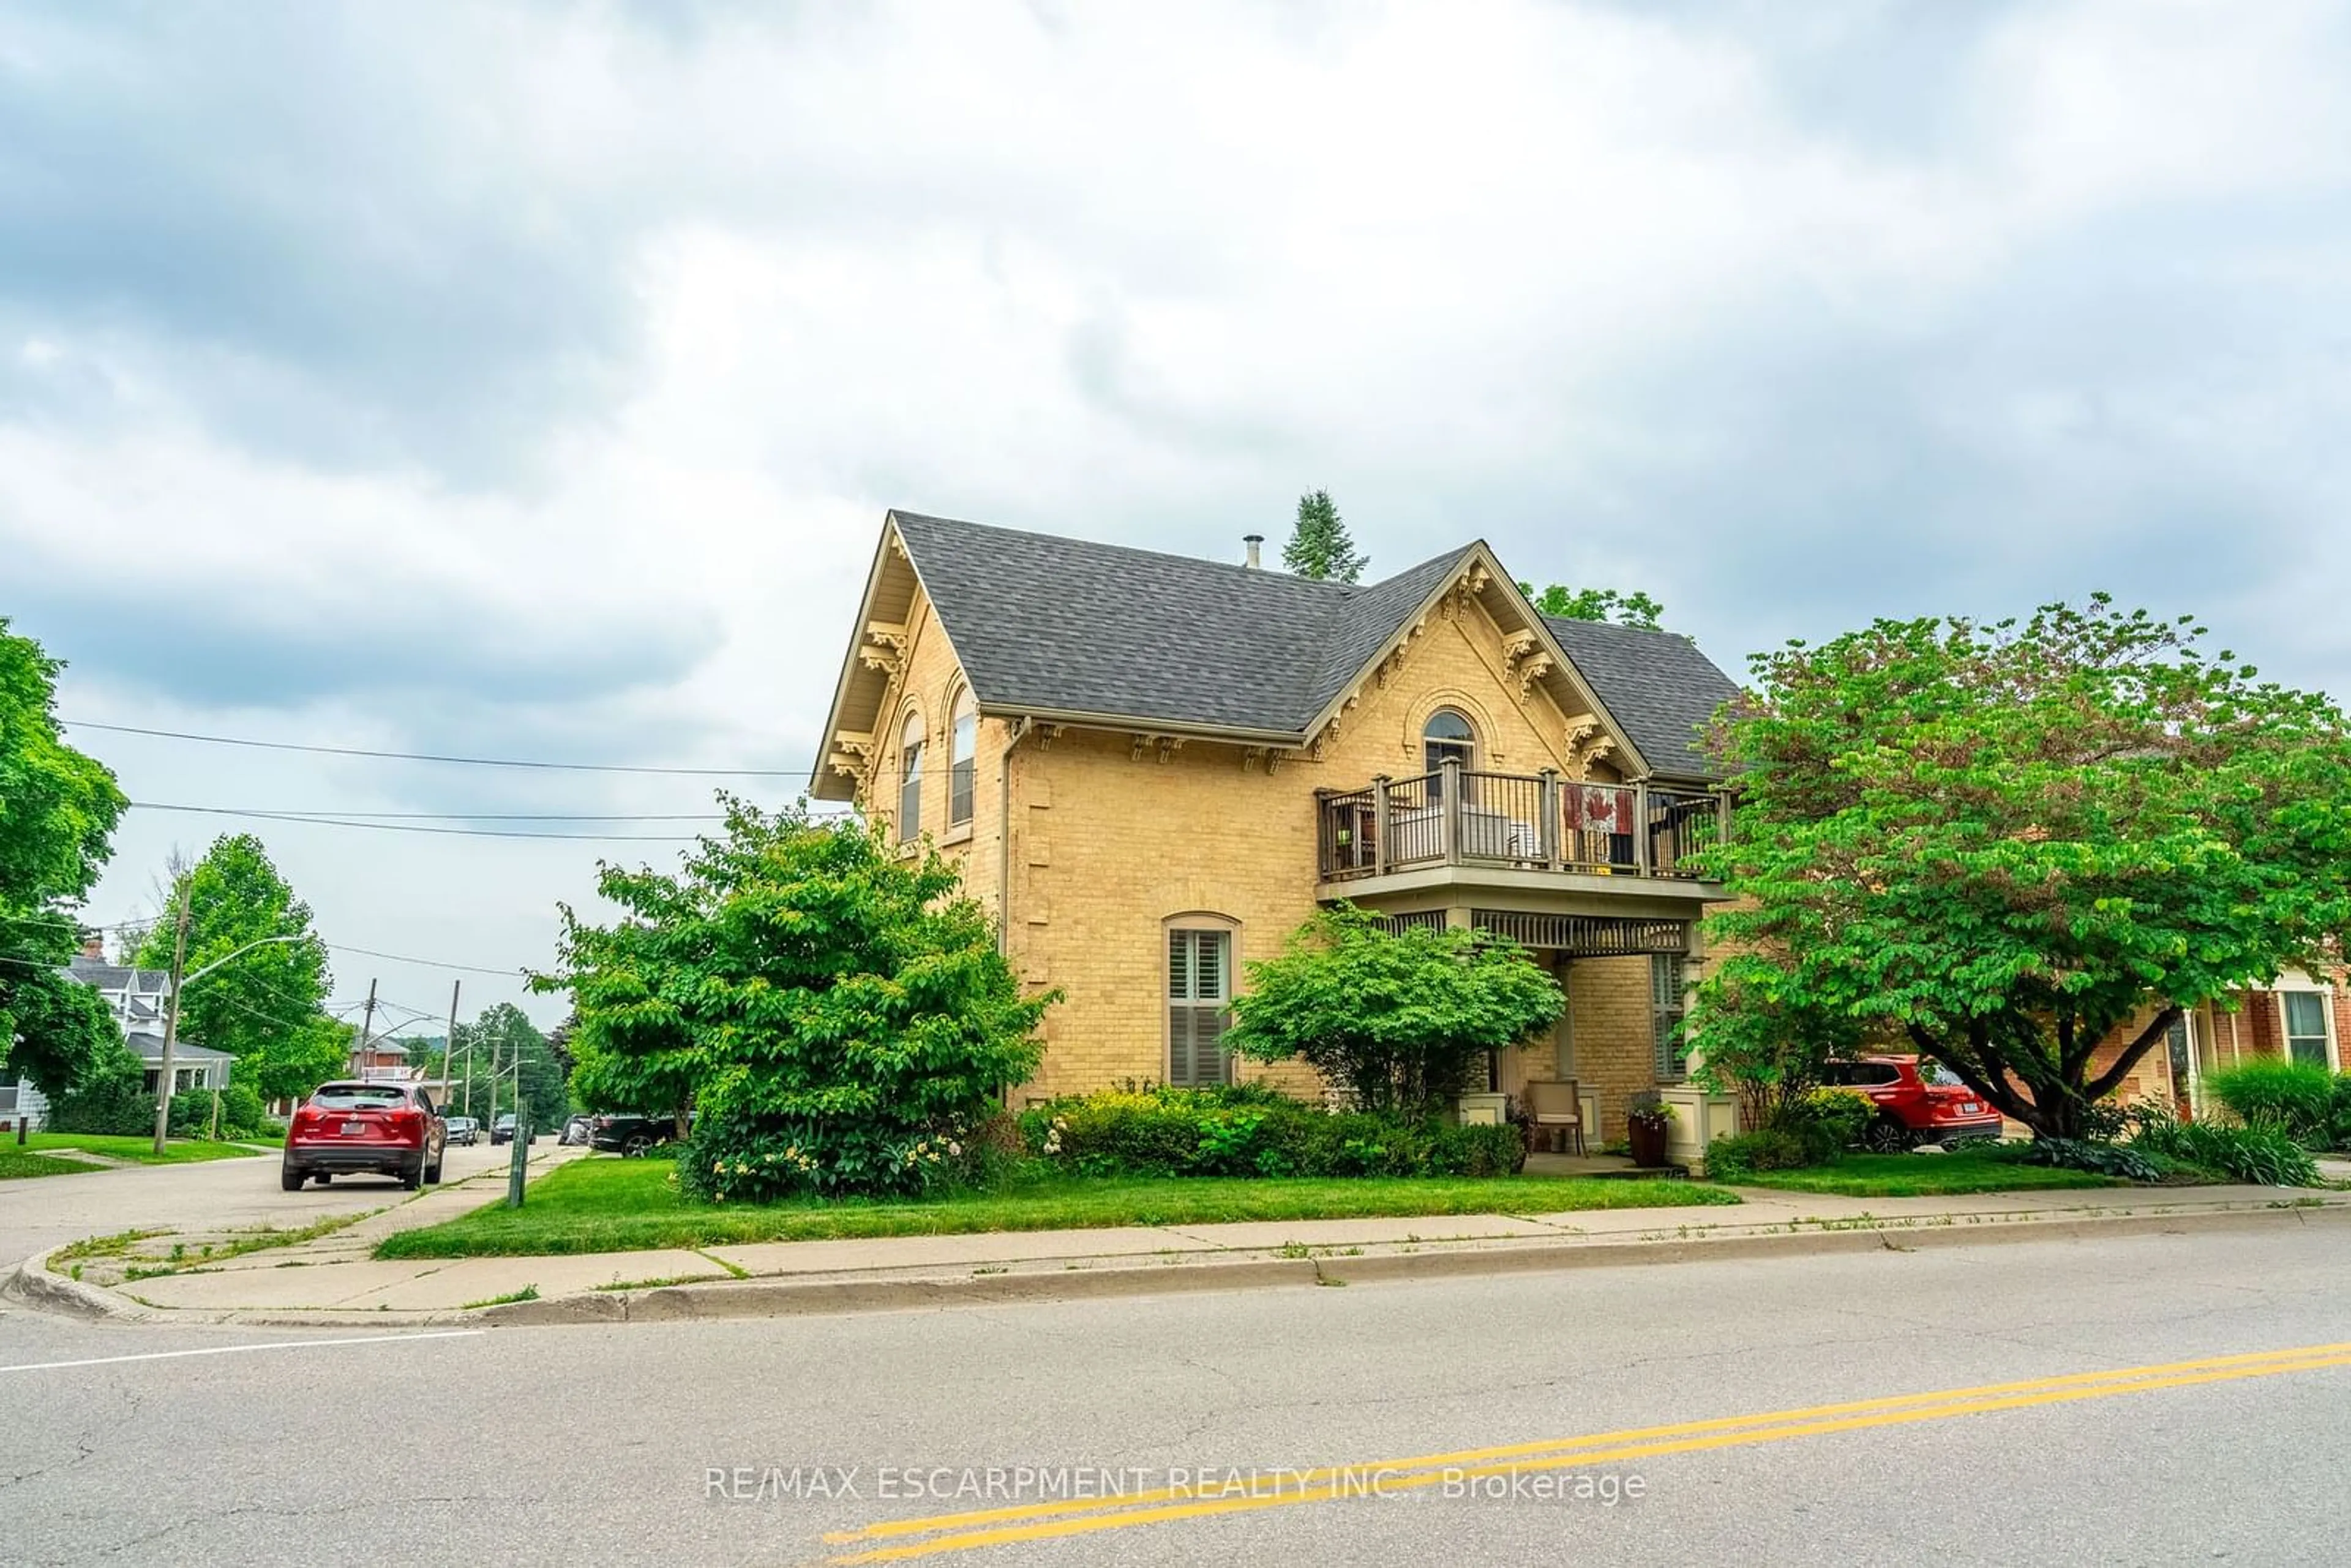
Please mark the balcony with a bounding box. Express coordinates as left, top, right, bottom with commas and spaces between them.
1315, 762, 1728, 908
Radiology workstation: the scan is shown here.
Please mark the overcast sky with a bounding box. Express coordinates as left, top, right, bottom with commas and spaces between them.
8, 0, 2349, 1030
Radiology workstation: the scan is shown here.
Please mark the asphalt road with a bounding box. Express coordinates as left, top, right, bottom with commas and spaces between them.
4, 1209, 2347, 1566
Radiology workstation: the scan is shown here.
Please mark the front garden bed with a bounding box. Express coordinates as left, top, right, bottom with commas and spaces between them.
373, 1156, 1739, 1259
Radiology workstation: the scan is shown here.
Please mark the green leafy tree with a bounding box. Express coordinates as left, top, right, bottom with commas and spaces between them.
1224, 904, 1564, 1117
135, 835, 338, 1102
536, 797, 1051, 1199
1698, 596, 2351, 1140
444, 1003, 568, 1131
1517, 581, 1666, 629
1282, 489, 1367, 583
1687, 958, 1865, 1130
0, 620, 129, 1097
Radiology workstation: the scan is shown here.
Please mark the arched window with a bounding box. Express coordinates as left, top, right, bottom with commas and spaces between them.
1423, 708, 1475, 771
948, 688, 977, 827
1423, 708, 1475, 800
898, 710, 925, 842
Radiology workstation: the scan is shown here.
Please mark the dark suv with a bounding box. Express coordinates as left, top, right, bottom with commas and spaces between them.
283, 1082, 446, 1190
588, 1114, 677, 1156
1822, 1057, 2005, 1151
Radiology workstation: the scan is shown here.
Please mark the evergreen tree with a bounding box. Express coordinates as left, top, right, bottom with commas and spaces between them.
1282, 489, 1367, 582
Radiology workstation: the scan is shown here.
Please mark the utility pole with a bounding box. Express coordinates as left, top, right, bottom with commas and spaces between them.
151, 894, 191, 1157
441, 980, 461, 1108
353, 979, 378, 1080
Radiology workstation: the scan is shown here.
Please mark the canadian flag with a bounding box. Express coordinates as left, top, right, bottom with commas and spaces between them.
1565, 784, 1635, 834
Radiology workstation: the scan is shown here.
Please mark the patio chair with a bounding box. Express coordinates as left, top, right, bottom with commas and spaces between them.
1523, 1079, 1584, 1156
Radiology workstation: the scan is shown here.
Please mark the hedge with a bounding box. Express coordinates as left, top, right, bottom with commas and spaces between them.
1016, 1084, 1526, 1179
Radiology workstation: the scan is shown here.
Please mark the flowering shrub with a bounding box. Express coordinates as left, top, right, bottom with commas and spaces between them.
1014, 1084, 1525, 1179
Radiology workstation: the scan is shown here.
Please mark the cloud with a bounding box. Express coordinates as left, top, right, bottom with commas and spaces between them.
6, 0, 2350, 1023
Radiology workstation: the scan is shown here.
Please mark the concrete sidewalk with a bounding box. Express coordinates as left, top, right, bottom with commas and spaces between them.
14, 1173, 2349, 1328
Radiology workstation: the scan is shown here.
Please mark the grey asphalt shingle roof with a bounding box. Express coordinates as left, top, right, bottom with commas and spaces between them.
893, 511, 1473, 736
66, 959, 170, 991
886, 511, 1742, 778
1542, 617, 1741, 781
126, 1033, 231, 1063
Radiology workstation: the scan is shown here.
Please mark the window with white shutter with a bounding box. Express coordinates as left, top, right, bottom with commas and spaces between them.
1167, 929, 1233, 1087
1651, 953, 1689, 1081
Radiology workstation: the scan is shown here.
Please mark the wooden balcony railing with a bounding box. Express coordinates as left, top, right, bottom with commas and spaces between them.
1317, 761, 1725, 883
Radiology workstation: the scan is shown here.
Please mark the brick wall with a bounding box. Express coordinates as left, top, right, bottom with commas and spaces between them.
1564, 955, 1660, 1142
856, 568, 1674, 1106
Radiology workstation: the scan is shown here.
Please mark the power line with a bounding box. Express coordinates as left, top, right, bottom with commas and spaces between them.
323, 942, 527, 978
64, 719, 816, 778
126, 804, 703, 842
133, 805, 726, 822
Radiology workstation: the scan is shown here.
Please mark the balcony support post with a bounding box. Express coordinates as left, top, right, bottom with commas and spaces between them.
1440, 758, 1464, 866
1634, 781, 1651, 877
1537, 767, 1561, 871
1372, 775, 1393, 877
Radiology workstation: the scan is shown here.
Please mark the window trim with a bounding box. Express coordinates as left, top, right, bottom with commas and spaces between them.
1422, 707, 1476, 775
1651, 953, 1690, 1082
2279, 986, 2339, 1073
947, 685, 977, 828
897, 707, 926, 844
1164, 913, 1240, 1089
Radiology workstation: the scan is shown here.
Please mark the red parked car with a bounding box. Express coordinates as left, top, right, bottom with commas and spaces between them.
282, 1081, 446, 1191
1821, 1057, 2005, 1151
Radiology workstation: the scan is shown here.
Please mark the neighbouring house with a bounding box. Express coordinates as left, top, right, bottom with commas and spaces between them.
1, 942, 239, 1112
132, 1034, 233, 1094
66, 951, 173, 1035
2082, 970, 2349, 1123
816, 510, 1741, 1145
349, 1035, 415, 1081
64, 950, 227, 1092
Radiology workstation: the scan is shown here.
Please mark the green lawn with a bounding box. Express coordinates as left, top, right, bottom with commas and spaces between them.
375, 1156, 1742, 1259
20, 1132, 264, 1166
1728, 1151, 2128, 1198
0, 1147, 90, 1180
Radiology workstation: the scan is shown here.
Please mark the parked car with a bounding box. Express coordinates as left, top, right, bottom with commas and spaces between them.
444, 1116, 480, 1146
282, 1081, 446, 1190
488, 1113, 539, 1146
1821, 1056, 2005, 1151
589, 1113, 677, 1157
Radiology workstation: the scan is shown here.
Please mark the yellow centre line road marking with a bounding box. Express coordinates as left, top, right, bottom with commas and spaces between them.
823, 1342, 2351, 1564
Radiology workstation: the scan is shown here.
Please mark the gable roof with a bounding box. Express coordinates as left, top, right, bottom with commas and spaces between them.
1541, 617, 1740, 781
890, 511, 1473, 738
819, 509, 1741, 794
66, 958, 171, 992
125, 1033, 231, 1064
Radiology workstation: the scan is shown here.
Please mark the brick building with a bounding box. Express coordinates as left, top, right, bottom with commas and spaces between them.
814, 510, 1740, 1142
2084, 970, 2347, 1122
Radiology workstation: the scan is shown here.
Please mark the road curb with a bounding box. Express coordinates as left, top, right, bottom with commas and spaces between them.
15, 1198, 2347, 1330
2, 1247, 156, 1322
481, 1199, 2351, 1327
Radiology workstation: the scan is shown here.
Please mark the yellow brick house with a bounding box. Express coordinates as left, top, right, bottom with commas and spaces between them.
815, 511, 1742, 1146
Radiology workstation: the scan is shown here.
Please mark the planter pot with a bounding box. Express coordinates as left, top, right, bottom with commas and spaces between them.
1627, 1117, 1670, 1167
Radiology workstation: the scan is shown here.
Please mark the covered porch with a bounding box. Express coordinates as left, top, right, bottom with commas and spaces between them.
1344, 898, 1724, 1158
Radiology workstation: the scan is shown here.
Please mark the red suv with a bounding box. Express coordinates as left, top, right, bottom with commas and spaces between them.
283, 1081, 446, 1191
1822, 1057, 2005, 1151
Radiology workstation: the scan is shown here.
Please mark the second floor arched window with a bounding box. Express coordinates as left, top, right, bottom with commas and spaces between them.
949, 688, 977, 827
898, 710, 925, 842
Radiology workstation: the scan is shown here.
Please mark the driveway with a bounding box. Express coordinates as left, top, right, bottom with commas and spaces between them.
0, 1137, 534, 1270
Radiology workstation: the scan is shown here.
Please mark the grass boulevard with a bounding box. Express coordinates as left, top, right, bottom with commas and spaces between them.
0, 1132, 271, 1179
373, 1155, 1740, 1259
